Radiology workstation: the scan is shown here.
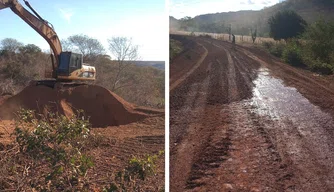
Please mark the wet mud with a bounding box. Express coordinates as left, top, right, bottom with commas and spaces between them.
170, 35, 334, 192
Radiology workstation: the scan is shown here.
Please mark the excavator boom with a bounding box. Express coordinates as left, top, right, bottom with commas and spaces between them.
0, 0, 61, 73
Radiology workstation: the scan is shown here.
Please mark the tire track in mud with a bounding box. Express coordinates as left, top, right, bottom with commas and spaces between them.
182, 40, 292, 191
185, 48, 231, 188
170, 43, 208, 91
171, 35, 334, 192
170, 70, 211, 191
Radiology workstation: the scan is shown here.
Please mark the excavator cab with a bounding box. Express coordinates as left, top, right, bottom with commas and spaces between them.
57, 52, 95, 80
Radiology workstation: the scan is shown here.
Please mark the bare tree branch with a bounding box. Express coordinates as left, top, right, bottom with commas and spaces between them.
107, 37, 139, 91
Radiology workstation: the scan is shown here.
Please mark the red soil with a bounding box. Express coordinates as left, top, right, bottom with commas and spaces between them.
0, 84, 163, 127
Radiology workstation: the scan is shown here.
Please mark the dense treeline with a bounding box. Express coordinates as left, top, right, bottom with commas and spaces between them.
265, 10, 334, 74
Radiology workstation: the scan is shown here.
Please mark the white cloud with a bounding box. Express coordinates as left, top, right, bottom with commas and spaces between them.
59, 8, 74, 23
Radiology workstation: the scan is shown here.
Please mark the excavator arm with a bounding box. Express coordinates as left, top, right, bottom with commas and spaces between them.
1, 0, 96, 82
0, 0, 61, 74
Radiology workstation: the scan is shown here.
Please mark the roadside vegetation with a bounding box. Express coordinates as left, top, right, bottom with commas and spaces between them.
0, 109, 164, 191
0, 35, 164, 108
265, 10, 334, 74
169, 38, 183, 61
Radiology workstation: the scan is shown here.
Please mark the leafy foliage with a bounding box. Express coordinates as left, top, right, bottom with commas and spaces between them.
170, 39, 183, 61
180, 16, 196, 31
302, 18, 334, 65
19, 44, 42, 54
0, 109, 164, 191
263, 41, 286, 57
13, 109, 94, 191
103, 151, 164, 192
65, 34, 105, 61
282, 40, 305, 67
268, 10, 307, 41
0, 38, 23, 53
0, 39, 49, 88
265, 18, 334, 75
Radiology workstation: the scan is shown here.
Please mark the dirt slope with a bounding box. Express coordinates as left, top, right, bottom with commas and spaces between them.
0, 84, 165, 191
0, 84, 163, 127
170, 35, 334, 192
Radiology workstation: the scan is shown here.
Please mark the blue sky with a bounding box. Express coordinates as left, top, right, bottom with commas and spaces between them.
170, 0, 283, 19
0, 0, 166, 61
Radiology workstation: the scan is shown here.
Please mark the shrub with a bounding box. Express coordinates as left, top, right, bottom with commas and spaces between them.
170, 39, 183, 61
12, 109, 94, 191
302, 18, 334, 64
270, 43, 285, 58
262, 41, 285, 58
104, 150, 164, 191
282, 40, 305, 67
304, 58, 333, 75
262, 41, 274, 50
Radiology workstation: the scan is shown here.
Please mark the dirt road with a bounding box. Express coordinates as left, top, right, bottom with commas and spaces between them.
170, 35, 334, 192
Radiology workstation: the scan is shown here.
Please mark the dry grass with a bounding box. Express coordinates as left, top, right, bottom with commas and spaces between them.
170, 30, 284, 45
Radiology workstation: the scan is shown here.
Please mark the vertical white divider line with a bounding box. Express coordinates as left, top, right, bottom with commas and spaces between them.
165, 0, 170, 191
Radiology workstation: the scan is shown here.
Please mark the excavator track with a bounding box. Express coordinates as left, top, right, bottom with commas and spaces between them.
32, 80, 87, 89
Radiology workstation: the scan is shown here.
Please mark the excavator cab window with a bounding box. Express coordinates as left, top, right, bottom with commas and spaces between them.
58, 52, 83, 76
69, 53, 82, 73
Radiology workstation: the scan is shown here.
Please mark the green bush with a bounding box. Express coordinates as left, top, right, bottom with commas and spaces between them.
300, 18, 334, 74
13, 109, 94, 191
1, 109, 164, 191
306, 58, 333, 75
302, 18, 334, 64
282, 41, 305, 67
105, 150, 164, 192
262, 41, 285, 58
262, 41, 274, 50
170, 39, 183, 61
270, 43, 285, 58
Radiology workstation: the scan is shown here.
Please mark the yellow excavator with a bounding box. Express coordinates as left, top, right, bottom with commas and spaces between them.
0, 0, 96, 85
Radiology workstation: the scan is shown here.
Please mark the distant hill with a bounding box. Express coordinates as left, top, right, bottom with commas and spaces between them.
170, 0, 334, 37
170, 16, 180, 31
134, 61, 165, 70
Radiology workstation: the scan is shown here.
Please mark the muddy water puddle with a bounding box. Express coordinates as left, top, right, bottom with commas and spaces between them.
249, 68, 333, 127
246, 67, 334, 189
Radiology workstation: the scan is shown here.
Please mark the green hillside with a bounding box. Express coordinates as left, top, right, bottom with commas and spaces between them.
170, 0, 334, 37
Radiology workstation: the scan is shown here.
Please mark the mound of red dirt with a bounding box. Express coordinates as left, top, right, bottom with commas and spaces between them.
0, 84, 163, 127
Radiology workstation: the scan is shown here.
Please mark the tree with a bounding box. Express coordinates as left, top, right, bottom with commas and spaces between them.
302, 18, 334, 65
107, 37, 139, 91
19, 44, 41, 54
268, 10, 307, 41
251, 28, 257, 43
66, 34, 105, 61
180, 16, 196, 31
0, 38, 23, 53
60, 39, 73, 52
228, 24, 232, 41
